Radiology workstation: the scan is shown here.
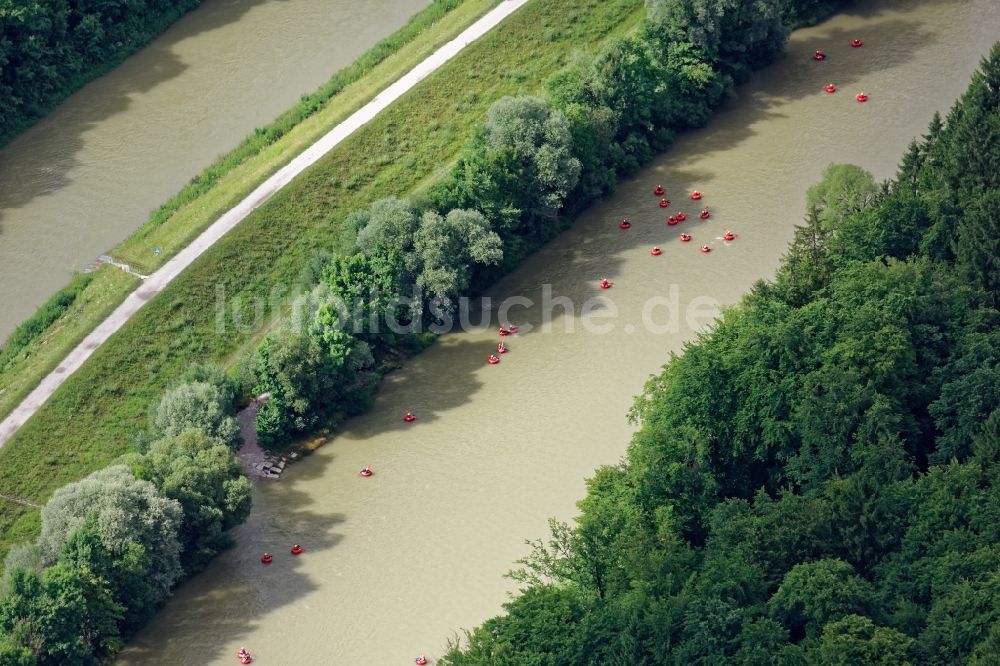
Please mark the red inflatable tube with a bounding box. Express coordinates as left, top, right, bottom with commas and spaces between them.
690, 191, 702, 200
813, 50, 826, 61
855, 92, 868, 103
650, 246, 662, 256
599, 279, 613, 289
403, 413, 416, 422
667, 215, 678, 226
700, 209, 711, 220
700, 245, 712, 253
658, 198, 670, 208
619, 220, 631, 230
260, 554, 272, 564
676, 212, 688, 221
724, 231, 736, 241
359, 468, 373, 477
653, 185, 665, 195
290, 545, 305, 555
679, 233, 692, 242
824, 83, 837, 93
237, 648, 253, 664
497, 343, 508, 354
851, 39, 863, 47
487, 355, 501, 365
415, 657, 428, 666
498, 328, 509, 336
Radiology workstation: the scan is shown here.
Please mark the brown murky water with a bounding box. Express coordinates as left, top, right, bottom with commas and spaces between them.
118, 0, 999, 663
0, 0, 427, 340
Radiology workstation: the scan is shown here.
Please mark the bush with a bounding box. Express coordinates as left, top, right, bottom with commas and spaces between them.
151, 381, 240, 448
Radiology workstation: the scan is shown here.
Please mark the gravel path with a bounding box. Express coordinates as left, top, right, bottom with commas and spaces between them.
0, 0, 529, 448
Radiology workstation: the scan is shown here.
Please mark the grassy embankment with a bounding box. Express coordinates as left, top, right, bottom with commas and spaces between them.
0, 0, 646, 555
0, 268, 140, 421
0, 0, 498, 424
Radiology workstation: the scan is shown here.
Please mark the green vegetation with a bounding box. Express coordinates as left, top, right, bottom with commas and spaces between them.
252, 326, 377, 446
0, 274, 94, 373
0, 0, 204, 147
439, 42, 1000, 666
0, 266, 139, 421
0, 0, 647, 552
149, 380, 239, 448
0, 369, 250, 663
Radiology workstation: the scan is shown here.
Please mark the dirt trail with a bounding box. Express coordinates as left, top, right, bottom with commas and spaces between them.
0, 491, 41, 509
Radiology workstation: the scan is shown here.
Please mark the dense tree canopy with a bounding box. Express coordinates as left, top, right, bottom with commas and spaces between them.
430, 96, 581, 243
0, 561, 123, 665
647, 0, 789, 81
441, 42, 1000, 666
253, 318, 377, 446
0, 0, 204, 146
0, 365, 250, 662
37, 466, 182, 584
127, 429, 252, 574
151, 381, 240, 448
412, 208, 503, 308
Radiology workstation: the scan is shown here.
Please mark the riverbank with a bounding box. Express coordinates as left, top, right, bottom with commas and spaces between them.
0, 0, 646, 556
0, 0, 499, 425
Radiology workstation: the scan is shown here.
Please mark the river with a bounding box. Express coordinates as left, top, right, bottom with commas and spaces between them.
117, 0, 999, 663
0, 0, 428, 340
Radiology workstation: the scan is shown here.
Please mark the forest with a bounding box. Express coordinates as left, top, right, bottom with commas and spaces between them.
0, 0, 203, 146
439, 43, 1000, 666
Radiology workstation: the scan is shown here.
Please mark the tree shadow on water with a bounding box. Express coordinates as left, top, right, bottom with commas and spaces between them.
0, 0, 289, 232
774, 18, 935, 97
119, 471, 343, 664
323, 336, 492, 442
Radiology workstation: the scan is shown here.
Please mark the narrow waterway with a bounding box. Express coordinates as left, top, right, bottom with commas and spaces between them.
118, 0, 999, 663
0, 0, 427, 340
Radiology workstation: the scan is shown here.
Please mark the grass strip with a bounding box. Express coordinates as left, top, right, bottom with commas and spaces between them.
0, 267, 140, 422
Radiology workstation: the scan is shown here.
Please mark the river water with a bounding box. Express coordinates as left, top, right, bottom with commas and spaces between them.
0, 0, 427, 340
118, 0, 999, 663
